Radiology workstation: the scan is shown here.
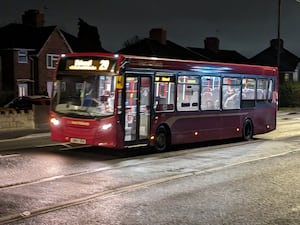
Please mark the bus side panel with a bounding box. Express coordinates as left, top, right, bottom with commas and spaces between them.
168, 112, 222, 145
219, 112, 243, 140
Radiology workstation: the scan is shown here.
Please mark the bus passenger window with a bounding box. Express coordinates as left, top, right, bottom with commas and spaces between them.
201, 76, 221, 110
222, 77, 241, 110
177, 75, 200, 111
154, 75, 175, 112
268, 79, 274, 101
242, 78, 256, 100
257, 79, 268, 100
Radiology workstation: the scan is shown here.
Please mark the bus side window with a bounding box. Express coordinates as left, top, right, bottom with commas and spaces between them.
201, 76, 220, 110
176, 75, 200, 111
222, 77, 241, 110
268, 79, 274, 101
257, 79, 268, 101
154, 79, 175, 112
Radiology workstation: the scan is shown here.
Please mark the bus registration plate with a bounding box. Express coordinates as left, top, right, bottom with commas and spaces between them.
70, 138, 86, 144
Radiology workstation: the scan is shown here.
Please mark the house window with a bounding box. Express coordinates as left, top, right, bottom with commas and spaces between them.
18, 50, 28, 63
46, 54, 59, 69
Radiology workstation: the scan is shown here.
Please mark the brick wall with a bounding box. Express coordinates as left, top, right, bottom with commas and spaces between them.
0, 105, 49, 130
0, 109, 34, 129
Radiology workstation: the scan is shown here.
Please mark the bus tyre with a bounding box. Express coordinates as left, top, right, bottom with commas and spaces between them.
243, 119, 253, 141
154, 126, 169, 152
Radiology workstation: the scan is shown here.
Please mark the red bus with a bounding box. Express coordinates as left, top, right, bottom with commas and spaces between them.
50, 52, 278, 151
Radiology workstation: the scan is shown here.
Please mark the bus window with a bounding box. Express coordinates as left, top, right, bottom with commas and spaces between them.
222, 77, 241, 110
242, 78, 255, 100
54, 75, 115, 117
177, 75, 200, 111
268, 79, 274, 101
257, 79, 268, 100
201, 76, 221, 110
154, 75, 175, 112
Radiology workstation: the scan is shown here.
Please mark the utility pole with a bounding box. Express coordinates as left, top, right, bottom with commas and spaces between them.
277, 0, 281, 69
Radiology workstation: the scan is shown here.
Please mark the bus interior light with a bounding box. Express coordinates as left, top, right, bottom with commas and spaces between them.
191, 66, 232, 74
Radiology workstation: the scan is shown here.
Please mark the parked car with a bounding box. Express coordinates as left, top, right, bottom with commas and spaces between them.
4, 96, 50, 110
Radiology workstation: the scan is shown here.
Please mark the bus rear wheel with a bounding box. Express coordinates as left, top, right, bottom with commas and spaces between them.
154, 126, 169, 152
243, 119, 253, 141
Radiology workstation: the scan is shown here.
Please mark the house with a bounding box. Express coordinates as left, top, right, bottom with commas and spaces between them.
118, 28, 208, 61
250, 39, 300, 83
0, 9, 74, 105
187, 37, 249, 64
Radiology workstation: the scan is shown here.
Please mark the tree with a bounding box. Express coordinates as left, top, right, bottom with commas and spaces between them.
122, 35, 141, 48
77, 18, 107, 52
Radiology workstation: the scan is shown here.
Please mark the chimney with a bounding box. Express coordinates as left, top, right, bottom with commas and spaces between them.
22, 9, 45, 27
270, 39, 283, 50
204, 37, 220, 52
149, 28, 167, 45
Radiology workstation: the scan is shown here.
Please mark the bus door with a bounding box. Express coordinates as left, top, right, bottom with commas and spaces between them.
124, 76, 152, 143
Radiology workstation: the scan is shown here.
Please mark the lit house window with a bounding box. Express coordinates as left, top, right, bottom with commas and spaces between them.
46, 54, 59, 69
18, 50, 28, 63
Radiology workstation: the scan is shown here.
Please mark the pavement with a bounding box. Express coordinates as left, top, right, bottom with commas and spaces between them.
0, 127, 50, 140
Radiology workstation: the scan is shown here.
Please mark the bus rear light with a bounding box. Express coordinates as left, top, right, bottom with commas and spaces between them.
266, 124, 270, 129
236, 128, 240, 132
150, 135, 155, 140
50, 117, 60, 126
194, 131, 199, 136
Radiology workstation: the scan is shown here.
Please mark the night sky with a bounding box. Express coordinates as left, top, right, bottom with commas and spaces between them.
1, 0, 300, 58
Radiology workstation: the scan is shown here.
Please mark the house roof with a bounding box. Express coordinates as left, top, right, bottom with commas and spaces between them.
118, 38, 209, 61
60, 30, 79, 52
250, 46, 299, 72
188, 47, 249, 64
60, 29, 110, 53
0, 23, 58, 53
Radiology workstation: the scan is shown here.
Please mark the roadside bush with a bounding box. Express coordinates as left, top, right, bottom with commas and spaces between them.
279, 82, 300, 107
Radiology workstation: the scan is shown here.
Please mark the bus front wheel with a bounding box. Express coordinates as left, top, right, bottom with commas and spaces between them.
243, 119, 253, 141
154, 126, 169, 152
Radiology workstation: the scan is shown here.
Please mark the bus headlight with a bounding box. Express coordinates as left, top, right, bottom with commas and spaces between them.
102, 123, 112, 130
50, 117, 60, 126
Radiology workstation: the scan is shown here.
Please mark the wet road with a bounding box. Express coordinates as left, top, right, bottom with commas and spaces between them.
0, 111, 299, 224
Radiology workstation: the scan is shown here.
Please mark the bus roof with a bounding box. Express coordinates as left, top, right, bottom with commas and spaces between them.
62, 52, 278, 77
